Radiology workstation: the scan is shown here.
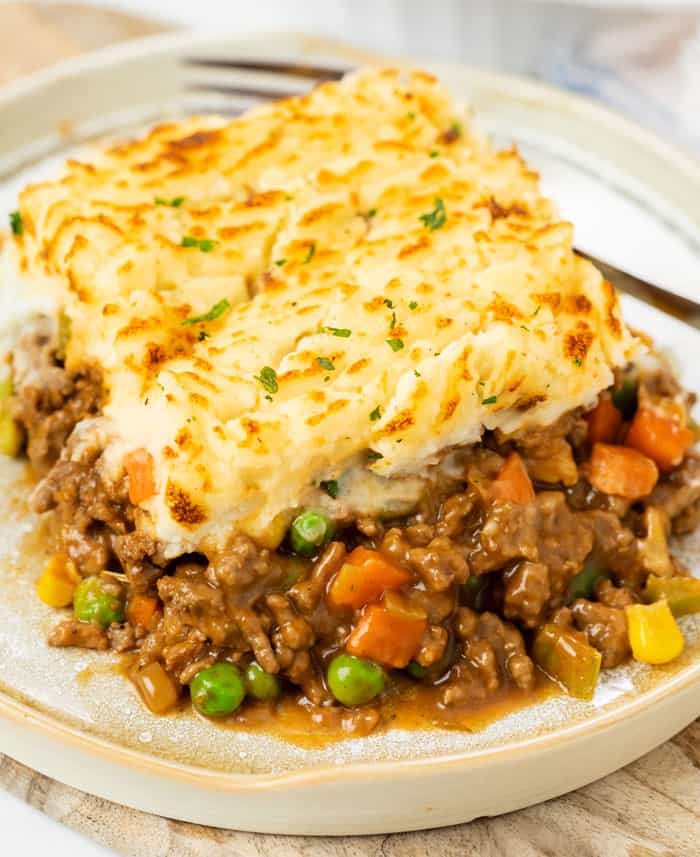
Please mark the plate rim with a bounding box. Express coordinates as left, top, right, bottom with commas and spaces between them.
1, 651, 699, 788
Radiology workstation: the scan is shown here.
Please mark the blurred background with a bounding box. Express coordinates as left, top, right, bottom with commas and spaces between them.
3, 0, 699, 150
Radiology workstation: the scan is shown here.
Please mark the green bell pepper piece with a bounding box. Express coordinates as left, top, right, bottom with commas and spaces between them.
644, 575, 700, 617
611, 377, 638, 421
532, 623, 601, 700
567, 560, 609, 603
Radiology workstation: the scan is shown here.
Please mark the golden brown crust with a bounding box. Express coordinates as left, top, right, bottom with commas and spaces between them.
12, 67, 637, 548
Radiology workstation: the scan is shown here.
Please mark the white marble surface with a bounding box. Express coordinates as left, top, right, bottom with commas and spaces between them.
3, 788, 112, 855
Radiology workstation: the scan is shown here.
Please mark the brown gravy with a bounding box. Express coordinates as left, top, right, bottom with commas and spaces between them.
212, 673, 560, 748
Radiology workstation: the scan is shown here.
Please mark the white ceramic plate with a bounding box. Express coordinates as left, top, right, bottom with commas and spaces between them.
0, 31, 699, 836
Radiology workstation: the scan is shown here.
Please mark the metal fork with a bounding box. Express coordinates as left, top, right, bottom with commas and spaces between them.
183, 55, 700, 327
182, 56, 347, 109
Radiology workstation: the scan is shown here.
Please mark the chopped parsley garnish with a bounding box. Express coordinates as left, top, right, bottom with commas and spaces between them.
323, 375, 330, 382
409, 301, 418, 310
520, 324, 529, 331
482, 395, 497, 405
182, 298, 231, 326
317, 357, 335, 371
367, 208, 377, 218
384, 298, 395, 309
9, 210, 23, 236
155, 196, 185, 207
370, 405, 382, 421
321, 326, 352, 338
478, 380, 486, 386
182, 235, 218, 252
442, 119, 464, 143
386, 338, 404, 352
533, 305, 541, 316
414, 369, 421, 378
274, 258, 286, 267
367, 451, 384, 462
406, 111, 416, 120
389, 311, 397, 329
419, 197, 446, 232
198, 330, 210, 341
255, 366, 279, 395
320, 479, 339, 499
574, 357, 583, 367
303, 243, 316, 264
429, 150, 440, 158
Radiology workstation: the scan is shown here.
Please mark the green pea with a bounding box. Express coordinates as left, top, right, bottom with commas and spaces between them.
327, 653, 385, 706
244, 662, 282, 701
73, 575, 125, 627
289, 510, 335, 557
190, 663, 246, 717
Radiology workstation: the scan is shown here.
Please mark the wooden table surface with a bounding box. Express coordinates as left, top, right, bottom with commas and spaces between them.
1, 5, 698, 855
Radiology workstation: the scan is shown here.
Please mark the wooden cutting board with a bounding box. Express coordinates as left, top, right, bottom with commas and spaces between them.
0, 5, 698, 855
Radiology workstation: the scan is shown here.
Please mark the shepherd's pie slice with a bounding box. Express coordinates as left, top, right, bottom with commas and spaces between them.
9, 67, 636, 555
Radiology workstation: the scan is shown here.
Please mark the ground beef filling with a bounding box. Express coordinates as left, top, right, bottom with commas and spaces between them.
10, 317, 102, 473
18, 338, 700, 730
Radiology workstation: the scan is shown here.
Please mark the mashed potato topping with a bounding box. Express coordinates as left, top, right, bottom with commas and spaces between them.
11, 67, 636, 553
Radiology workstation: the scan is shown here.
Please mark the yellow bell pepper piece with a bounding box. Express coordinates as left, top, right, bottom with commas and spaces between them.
625, 600, 684, 664
637, 507, 673, 578
37, 554, 81, 608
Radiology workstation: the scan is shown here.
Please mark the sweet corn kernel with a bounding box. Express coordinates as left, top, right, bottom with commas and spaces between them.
37, 555, 81, 608
0, 411, 22, 457
625, 600, 685, 665
0, 377, 13, 400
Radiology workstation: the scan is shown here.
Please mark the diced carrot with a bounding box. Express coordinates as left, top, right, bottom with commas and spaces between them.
491, 452, 535, 505
328, 547, 412, 610
125, 448, 156, 505
625, 407, 694, 472
346, 595, 427, 668
585, 393, 623, 445
127, 594, 160, 628
589, 443, 658, 500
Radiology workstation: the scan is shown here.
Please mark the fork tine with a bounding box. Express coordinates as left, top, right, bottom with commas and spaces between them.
185, 82, 310, 101
183, 57, 348, 81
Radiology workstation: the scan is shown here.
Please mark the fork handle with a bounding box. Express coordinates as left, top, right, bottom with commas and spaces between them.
575, 249, 700, 328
